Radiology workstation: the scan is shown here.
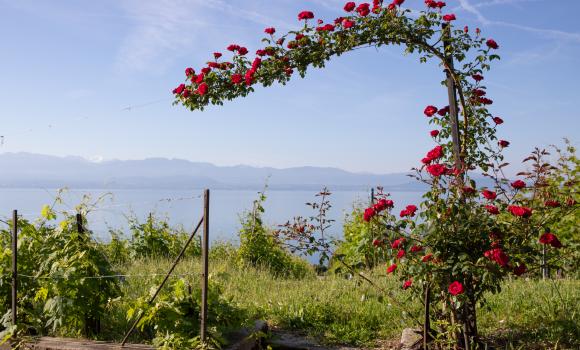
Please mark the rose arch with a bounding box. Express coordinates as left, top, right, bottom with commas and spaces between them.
172, 1, 574, 348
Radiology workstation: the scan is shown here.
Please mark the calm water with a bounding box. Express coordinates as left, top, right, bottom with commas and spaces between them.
0, 188, 422, 243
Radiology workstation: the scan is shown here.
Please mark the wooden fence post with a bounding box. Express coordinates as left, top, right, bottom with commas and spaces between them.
442, 23, 463, 169
11, 210, 18, 326
200, 189, 210, 342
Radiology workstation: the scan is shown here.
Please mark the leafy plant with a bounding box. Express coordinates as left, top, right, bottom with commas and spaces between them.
237, 189, 311, 278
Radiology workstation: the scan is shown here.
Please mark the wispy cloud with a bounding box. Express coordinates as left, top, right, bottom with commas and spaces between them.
457, 0, 580, 44
116, 0, 294, 73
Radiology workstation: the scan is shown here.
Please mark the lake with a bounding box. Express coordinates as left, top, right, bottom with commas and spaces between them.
0, 188, 423, 243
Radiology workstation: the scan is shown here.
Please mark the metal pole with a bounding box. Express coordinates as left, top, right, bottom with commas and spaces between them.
423, 285, 430, 350
11, 210, 18, 326
370, 188, 375, 204
442, 23, 463, 169
76, 213, 84, 236
200, 189, 210, 342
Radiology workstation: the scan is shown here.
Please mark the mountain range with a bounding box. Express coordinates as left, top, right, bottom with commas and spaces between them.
0, 152, 428, 191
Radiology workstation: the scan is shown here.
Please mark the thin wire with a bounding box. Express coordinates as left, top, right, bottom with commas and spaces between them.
19, 273, 199, 280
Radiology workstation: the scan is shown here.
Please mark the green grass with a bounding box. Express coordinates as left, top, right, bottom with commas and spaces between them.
102, 253, 579, 349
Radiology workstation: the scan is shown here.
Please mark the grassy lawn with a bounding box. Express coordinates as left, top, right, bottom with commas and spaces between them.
105, 252, 580, 349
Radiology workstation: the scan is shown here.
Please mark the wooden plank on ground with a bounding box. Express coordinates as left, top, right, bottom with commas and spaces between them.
0, 337, 154, 350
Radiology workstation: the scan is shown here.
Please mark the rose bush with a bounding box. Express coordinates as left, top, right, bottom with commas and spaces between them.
172, 1, 578, 347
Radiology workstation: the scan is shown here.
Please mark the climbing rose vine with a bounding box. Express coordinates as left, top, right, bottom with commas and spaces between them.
173, 0, 577, 347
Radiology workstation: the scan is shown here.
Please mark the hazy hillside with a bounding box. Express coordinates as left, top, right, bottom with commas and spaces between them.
0, 152, 422, 190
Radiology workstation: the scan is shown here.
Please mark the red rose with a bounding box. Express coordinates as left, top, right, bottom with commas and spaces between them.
391, 237, 406, 249
245, 69, 255, 86
252, 57, 262, 70
201, 67, 211, 74
344, 1, 356, 12
387, 263, 397, 273
372, 238, 382, 247
227, 44, 240, 51
195, 73, 205, 84
437, 105, 449, 116
539, 232, 562, 248
265, 27, 276, 35
421, 253, 433, 262
482, 189, 497, 200
426, 164, 448, 177
207, 62, 220, 69
424, 105, 438, 117
197, 82, 208, 96
511, 180, 526, 189
400, 205, 417, 217
394, 0, 405, 5
507, 205, 532, 218
397, 249, 406, 259
231, 74, 243, 84
430, 130, 440, 137
182, 89, 190, 98
472, 88, 486, 97
485, 205, 499, 215
492, 117, 504, 125
513, 264, 527, 276
402, 279, 412, 290
498, 140, 510, 148
276, 38, 285, 46
544, 200, 560, 208
448, 281, 464, 296
238, 47, 248, 55
316, 24, 335, 32
424, 145, 443, 163
479, 97, 493, 105
476, 27, 481, 35
256, 49, 267, 56
185, 67, 194, 76
442, 13, 456, 21
425, 0, 437, 8
410, 245, 423, 253
213, 52, 222, 59
462, 186, 476, 195
374, 198, 394, 212
342, 19, 355, 28
486, 39, 499, 49
363, 207, 376, 222
464, 26, 468, 33
172, 83, 185, 95
567, 199, 577, 206
298, 11, 315, 20
356, 3, 370, 16
436, 1, 446, 8
484, 248, 509, 267
472, 74, 484, 81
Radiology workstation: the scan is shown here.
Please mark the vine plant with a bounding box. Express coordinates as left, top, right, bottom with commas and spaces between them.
173, 1, 577, 348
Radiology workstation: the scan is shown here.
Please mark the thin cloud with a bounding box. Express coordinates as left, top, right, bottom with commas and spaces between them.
116, 0, 295, 73
458, 0, 580, 43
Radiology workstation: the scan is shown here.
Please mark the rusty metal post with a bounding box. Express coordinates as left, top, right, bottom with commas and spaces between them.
76, 213, 84, 237
200, 189, 210, 342
442, 23, 463, 168
11, 210, 18, 326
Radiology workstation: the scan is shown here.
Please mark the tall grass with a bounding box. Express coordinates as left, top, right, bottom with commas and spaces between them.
105, 252, 579, 348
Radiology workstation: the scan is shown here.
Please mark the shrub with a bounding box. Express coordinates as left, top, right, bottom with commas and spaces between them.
237, 190, 312, 278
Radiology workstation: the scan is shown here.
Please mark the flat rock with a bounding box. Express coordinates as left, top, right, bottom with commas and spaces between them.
399, 328, 422, 350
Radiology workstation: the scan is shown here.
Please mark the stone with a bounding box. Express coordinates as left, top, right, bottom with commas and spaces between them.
399, 328, 422, 350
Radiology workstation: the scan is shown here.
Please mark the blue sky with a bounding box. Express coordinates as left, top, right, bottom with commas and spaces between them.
1, 0, 579, 174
